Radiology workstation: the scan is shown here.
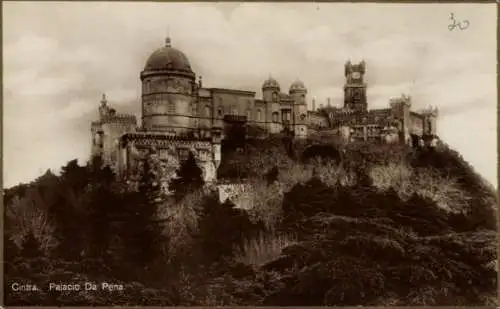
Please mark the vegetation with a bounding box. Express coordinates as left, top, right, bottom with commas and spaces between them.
4, 136, 497, 306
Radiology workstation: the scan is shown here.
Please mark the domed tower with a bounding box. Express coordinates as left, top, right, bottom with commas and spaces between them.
289, 79, 308, 138
140, 37, 196, 135
262, 76, 280, 103
289, 79, 307, 105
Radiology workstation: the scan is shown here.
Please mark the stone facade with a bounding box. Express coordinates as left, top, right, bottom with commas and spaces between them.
307, 60, 439, 147
90, 36, 439, 190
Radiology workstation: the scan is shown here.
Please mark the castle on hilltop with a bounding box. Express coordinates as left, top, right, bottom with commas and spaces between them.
90, 36, 439, 186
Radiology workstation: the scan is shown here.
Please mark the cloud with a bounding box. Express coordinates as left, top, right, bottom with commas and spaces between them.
3, 2, 496, 187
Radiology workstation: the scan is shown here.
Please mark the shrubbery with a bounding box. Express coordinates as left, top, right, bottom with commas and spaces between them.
4, 137, 497, 306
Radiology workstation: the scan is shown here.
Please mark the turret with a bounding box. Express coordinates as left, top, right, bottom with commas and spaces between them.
420, 105, 439, 135
98, 93, 110, 119
289, 79, 308, 139
389, 94, 412, 145
289, 79, 307, 105
262, 75, 280, 102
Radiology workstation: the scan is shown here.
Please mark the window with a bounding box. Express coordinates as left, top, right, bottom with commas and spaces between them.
246, 109, 252, 121
217, 108, 223, 118
178, 149, 190, 161
272, 112, 279, 122
204, 105, 211, 118
168, 100, 175, 113
231, 106, 237, 115
257, 109, 262, 122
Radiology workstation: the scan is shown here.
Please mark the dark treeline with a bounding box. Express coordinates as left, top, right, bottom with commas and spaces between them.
4, 137, 497, 306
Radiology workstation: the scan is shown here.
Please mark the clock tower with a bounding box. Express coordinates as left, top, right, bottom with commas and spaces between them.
343, 60, 367, 112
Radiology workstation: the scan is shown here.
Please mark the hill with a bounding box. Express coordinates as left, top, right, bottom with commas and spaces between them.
3, 136, 497, 306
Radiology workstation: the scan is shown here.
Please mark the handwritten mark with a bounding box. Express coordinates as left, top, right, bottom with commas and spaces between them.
448, 13, 470, 31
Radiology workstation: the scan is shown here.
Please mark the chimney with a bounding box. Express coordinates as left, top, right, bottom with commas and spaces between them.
327, 97, 331, 107
198, 75, 203, 88
312, 98, 316, 111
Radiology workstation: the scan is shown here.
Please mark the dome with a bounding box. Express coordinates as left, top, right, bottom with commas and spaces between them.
289, 79, 307, 93
262, 76, 280, 89
143, 37, 193, 72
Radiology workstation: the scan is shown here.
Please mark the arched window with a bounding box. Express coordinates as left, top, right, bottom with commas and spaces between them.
272, 112, 279, 122
217, 108, 223, 118
204, 105, 211, 118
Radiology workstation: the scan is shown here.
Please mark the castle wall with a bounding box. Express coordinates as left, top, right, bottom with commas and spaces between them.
119, 134, 220, 191
100, 119, 136, 169
254, 100, 268, 129
90, 121, 103, 157
409, 112, 425, 136
196, 96, 214, 129
308, 111, 328, 128
211, 90, 255, 119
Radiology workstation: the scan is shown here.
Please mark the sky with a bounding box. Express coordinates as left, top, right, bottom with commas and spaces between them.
3, 2, 497, 188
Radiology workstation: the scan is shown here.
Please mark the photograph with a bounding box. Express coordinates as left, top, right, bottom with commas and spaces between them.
3, 1, 497, 306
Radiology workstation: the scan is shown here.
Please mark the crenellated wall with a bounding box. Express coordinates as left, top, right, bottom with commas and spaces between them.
118, 132, 221, 192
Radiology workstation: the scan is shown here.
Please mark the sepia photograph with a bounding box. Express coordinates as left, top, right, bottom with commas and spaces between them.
3, 1, 498, 306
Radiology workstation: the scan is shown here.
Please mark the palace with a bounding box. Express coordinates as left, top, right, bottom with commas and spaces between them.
90, 36, 439, 186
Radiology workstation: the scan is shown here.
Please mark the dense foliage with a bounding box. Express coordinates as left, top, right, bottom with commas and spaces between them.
4, 137, 497, 306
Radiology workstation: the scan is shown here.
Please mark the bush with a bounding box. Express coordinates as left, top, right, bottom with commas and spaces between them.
235, 232, 296, 266
195, 194, 265, 265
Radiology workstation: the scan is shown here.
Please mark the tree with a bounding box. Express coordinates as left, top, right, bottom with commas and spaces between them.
82, 163, 122, 272
60, 159, 89, 191
117, 154, 166, 279
20, 232, 42, 259
169, 152, 204, 201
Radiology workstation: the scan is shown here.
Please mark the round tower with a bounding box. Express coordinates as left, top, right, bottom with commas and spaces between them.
289, 79, 308, 138
289, 79, 307, 104
262, 76, 280, 102
140, 37, 196, 135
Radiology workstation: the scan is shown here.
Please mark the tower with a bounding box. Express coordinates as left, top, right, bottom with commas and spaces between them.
421, 106, 438, 136
262, 76, 281, 132
140, 36, 196, 135
289, 79, 308, 138
98, 93, 110, 119
343, 60, 368, 112
262, 75, 280, 103
389, 94, 412, 145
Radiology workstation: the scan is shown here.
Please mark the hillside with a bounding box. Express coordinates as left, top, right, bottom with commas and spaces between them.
3, 136, 497, 306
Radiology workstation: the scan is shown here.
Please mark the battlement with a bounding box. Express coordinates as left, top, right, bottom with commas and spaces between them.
345, 60, 366, 75
389, 94, 412, 107
101, 113, 137, 124
418, 105, 439, 117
